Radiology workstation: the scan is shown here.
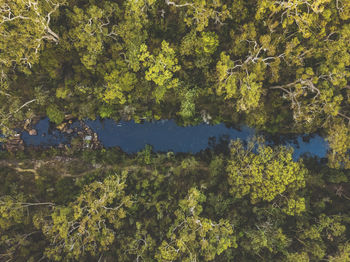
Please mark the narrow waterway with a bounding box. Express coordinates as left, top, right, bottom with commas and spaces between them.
21, 118, 328, 158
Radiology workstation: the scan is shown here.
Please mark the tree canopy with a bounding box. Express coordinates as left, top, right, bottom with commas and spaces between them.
0, 0, 350, 261
0, 0, 348, 164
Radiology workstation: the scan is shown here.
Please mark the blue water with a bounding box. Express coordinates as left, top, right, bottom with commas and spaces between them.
21, 118, 329, 158
287, 136, 328, 159
21, 118, 67, 146
86, 119, 255, 153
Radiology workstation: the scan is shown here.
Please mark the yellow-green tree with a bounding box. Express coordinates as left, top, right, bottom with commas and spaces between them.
0, 0, 63, 73
227, 139, 307, 215
66, 2, 119, 70
165, 0, 230, 31
139, 41, 181, 103
327, 121, 350, 169
39, 173, 133, 261
156, 188, 236, 261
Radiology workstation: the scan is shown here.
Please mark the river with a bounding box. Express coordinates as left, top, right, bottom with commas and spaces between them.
21, 117, 328, 158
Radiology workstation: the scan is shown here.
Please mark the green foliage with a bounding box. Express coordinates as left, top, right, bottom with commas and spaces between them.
46, 104, 64, 124
286, 252, 310, 262
139, 144, 153, 165
0, 0, 63, 73
0, 194, 26, 230
227, 139, 307, 211
139, 41, 181, 102
116, 0, 152, 72
0, 0, 348, 156
167, 0, 230, 31
242, 225, 290, 256
329, 242, 350, 262
215, 53, 264, 112
102, 71, 137, 105
196, 32, 219, 55
67, 2, 120, 70
41, 173, 133, 260
1, 0, 350, 260
156, 188, 236, 261
98, 104, 114, 118
296, 214, 347, 260
327, 122, 350, 169
0, 146, 350, 261
178, 88, 197, 121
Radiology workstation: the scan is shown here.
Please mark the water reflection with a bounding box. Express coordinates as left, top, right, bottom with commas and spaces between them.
21, 117, 67, 146
21, 118, 329, 158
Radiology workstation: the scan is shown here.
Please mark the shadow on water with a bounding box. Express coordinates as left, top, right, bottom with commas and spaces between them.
21, 118, 67, 146
260, 130, 328, 159
85, 119, 256, 154
19, 118, 329, 159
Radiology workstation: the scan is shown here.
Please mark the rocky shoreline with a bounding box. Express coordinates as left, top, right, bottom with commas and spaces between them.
2, 116, 102, 152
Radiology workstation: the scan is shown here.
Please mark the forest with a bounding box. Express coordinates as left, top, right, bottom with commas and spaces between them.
0, 0, 350, 261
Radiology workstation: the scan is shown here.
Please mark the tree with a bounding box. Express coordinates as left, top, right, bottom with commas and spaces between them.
329, 242, 350, 262
0, 0, 63, 73
178, 88, 197, 122
102, 70, 137, 105
327, 121, 350, 169
296, 214, 347, 260
165, 0, 231, 31
116, 0, 154, 72
65, 2, 120, 70
46, 104, 64, 124
0, 0, 63, 135
0, 194, 28, 232
156, 188, 236, 261
139, 40, 181, 102
255, 0, 335, 38
0, 95, 37, 136
227, 139, 307, 215
241, 223, 290, 258
180, 30, 219, 69
39, 173, 133, 261
0, 194, 54, 261
215, 49, 268, 112
254, 0, 350, 129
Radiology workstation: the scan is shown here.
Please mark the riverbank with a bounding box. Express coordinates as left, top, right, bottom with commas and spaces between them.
3, 117, 328, 159
0, 140, 348, 262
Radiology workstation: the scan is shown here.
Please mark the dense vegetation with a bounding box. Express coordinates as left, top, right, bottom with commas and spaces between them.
0, 0, 350, 261
0, 0, 349, 166
0, 144, 349, 261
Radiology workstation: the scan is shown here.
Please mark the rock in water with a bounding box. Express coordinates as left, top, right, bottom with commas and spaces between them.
29, 129, 37, 136
84, 135, 92, 141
